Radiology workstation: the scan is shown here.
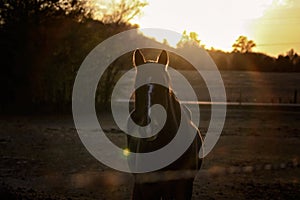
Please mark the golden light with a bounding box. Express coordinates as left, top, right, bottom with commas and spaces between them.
123, 148, 131, 157
130, 0, 291, 53
249, 0, 300, 56
90, 0, 299, 55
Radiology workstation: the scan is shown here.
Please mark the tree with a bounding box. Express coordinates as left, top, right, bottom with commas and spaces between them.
0, 1, 93, 113
177, 30, 205, 49
232, 36, 256, 53
162, 38, 170, 46
96, 0, 148, 24
0, 0, 143, 112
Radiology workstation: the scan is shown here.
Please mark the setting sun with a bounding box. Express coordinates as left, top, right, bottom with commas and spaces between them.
129, 0, 300, 56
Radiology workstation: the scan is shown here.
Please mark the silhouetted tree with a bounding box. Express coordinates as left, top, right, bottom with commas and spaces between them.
286, 48, 300, 65
274, 49, 300, 72
287, 48, 295, 59
0, 0, 146, 113
97, 0, 148, 24
232, 36, 256, 53
0, 0, 91, 25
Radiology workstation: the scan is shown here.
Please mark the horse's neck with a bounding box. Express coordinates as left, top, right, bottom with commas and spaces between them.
166, 92, 181, 128
132, 92, 180, 126
133, 93, 148, 117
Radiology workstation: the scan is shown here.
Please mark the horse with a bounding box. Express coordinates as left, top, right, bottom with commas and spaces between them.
127, 49, 203, 200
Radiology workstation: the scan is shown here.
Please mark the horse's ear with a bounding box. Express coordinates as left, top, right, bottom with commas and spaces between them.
157, 50, 169, 67
133, 49, 145, 67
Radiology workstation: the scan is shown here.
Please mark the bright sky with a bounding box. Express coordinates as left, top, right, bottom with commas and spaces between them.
130, 0, 300, 56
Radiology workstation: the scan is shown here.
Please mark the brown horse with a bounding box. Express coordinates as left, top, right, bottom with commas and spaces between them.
127, 49, 203, 200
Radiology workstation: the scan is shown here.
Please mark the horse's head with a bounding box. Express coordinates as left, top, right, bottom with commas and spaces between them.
132, 49, 172, 121
128, 50, 202, 167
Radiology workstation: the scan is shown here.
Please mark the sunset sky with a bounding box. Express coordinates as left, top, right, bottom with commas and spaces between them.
129, 0, 300, 57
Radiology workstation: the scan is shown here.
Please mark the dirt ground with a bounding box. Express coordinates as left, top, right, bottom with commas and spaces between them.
1, 105, 300, 199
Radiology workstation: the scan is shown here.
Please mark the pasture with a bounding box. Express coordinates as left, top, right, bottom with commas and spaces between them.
1, 71, 300, 199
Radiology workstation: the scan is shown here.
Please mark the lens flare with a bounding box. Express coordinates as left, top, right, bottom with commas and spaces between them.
123, 148, 131, 157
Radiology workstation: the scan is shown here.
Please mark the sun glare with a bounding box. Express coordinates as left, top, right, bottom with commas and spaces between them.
90, 0, 299, 55
130, 0, 291, 53
123, 148, 131, 157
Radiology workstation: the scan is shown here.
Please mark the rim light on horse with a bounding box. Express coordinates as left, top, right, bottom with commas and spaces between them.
127, 49, 203, 200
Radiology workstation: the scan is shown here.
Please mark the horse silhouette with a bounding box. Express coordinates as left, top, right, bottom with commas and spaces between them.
127, 49, 203, 200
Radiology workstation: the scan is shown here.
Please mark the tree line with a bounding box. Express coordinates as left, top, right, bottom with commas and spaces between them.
174, 32, 300, 72
0, 1, 299, 113
0, 0, 145, 113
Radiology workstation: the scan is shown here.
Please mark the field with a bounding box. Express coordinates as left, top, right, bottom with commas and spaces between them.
173, 70, 300, 104
115, 70, 300, 104
1, 71, 300, 199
